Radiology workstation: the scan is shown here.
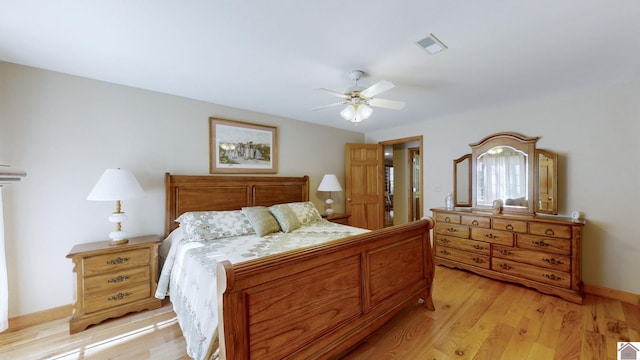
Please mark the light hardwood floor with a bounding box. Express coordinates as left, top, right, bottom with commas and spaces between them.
1, 266, 638, 359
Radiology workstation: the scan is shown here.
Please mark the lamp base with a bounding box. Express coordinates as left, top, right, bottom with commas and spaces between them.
108, 239, 129, 246
108, 229, 129, 246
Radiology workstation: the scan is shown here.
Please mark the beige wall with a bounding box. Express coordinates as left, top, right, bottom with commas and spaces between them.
0, 61, 363, 317
366, 80, 640, 295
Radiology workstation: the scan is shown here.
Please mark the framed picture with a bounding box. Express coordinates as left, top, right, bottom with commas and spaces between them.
209, 117, 278, 174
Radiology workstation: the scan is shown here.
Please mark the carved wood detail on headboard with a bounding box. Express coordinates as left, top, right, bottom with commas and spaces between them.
164, 173, 310, 236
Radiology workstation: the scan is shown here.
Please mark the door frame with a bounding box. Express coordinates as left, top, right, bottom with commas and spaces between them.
379, 136, 423, 225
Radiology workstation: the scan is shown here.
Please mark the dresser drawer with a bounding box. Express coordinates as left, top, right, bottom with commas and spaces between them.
492, 218, 527, 233
493, 245, 570, 272
517, 234, 571, 255
83, 249, 151, 276
435, 223, 469, 238
471, 228, 514, 246
84, 282, 151, 314
529, 222, 572, 239
461, 215, 490, 228
435, 213, 460, 224
492, 258, 570, 288
435, 245, 490, 269
84, 266, 151, 295
435, 234, 490, 255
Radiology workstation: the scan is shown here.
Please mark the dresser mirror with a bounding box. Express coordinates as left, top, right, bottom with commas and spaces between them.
536, 149, 558, 214
454, 132, 558, 215
453, 154, 471, 207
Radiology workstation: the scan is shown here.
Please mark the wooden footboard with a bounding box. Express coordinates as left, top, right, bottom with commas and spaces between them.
215, 218, 435, 360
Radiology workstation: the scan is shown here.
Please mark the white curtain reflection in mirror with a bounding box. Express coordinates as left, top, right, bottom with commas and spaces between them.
477, 146, 528, 206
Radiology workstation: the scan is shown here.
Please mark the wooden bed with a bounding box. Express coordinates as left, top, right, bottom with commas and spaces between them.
164, 173, 435, 359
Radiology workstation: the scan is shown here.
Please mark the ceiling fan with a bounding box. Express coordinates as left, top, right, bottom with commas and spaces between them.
313, 70, 406, 124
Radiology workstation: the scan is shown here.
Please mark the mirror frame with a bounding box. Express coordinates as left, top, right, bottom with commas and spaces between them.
453, 154, 471, 207
470, 132, 538, 215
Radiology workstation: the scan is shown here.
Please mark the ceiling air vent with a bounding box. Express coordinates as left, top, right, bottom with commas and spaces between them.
415, 34, 447, 55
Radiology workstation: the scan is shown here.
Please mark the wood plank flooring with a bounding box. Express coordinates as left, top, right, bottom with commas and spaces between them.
1, 266, 638, 359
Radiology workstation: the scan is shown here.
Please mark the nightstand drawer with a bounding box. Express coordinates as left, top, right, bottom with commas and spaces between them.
84, 282, 151, 314
84, 266, 151, 295
83, 248, 150, 276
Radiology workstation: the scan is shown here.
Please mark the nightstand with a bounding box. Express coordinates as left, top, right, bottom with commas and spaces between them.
325, 213, 350, 225
66, 234, 163, 334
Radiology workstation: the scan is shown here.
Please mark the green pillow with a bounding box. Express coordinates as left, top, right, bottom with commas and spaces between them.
269, 204, 301, 233
242, 206, 281, 236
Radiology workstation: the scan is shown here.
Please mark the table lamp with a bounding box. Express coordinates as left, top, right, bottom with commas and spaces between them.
317, 174, 343, 215
87, 168, 145, 245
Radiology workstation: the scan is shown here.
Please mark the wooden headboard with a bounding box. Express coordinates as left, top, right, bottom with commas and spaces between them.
164, 173, 310, 236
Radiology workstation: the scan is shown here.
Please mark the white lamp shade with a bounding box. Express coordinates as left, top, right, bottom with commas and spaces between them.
340, 105, 356, 121
87, 169, 145, 201
357, 104, 373, 120
317, 174, 343, 192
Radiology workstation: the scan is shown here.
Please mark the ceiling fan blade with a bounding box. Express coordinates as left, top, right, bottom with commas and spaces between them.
317, 88, 348, 99
312, 102, 345, 111
360, 80, 395, 98
368, 98, 406, 110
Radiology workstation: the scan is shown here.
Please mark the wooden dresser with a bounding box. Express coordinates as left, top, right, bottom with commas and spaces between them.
431, 208, 585, 303
66, 235, 163, 334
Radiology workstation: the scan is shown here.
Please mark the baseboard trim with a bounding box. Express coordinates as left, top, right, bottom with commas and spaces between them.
584, 283, 639, 305
7, 304, 72, 332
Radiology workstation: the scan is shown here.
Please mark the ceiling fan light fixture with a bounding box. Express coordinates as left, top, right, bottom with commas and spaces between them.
341, 103, 372, 123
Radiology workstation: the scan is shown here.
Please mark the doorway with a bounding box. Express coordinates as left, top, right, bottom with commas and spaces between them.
380, 136, 422, 227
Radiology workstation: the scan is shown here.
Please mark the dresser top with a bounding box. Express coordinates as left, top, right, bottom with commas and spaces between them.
430, 207, 585, 226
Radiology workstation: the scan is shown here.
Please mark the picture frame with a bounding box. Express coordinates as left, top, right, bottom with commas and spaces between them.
209, 117, 278, 174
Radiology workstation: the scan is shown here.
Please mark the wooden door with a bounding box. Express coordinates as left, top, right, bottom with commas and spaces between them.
345, 144, 384, 230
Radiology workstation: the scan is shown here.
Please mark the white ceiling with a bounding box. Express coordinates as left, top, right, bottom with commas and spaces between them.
1, 1, 639, 133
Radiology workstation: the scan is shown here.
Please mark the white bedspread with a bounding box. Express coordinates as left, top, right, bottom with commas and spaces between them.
155, 220, 368, 360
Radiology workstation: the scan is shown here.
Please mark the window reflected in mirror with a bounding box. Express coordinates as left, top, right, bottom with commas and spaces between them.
476, 146, 528, 207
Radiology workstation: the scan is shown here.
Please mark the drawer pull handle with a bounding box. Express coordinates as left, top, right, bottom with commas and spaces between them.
108, 275, 130, 284
506, 224, 514, 230
545, 228, 555, 235
106, 257, 130, 265
444, 216, 452, 223
485, 233, 498, 239
473, 245, 485, 250
439, 249, 451, 256
471, 220, 479, 226
471, 257, 485, 264
498, 263, 513, 270
532, 240, 550, 247
543, 274, 563, 281
446, 227, 458, 233
543, 258, 564, 265
108, 292, 132, 301
499, 249, 514, 256
440, 238, 451, 244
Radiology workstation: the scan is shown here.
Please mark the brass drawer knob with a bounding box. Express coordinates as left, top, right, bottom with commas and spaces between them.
506, 224, 514, 230
446, 227, 458, 233
499, 249, 514, 256
545, 228, 555, 235
532, 240, 549, 247
473, 245, 485, 250
543, 274, 563, 281
471, 257, 485, 264
107, 292, 132, 301
498, 263, 513, 270
107, 275, 130, 284
471, 220, 479, 226
106, 257, 131, 265
543, 258, 564, 265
